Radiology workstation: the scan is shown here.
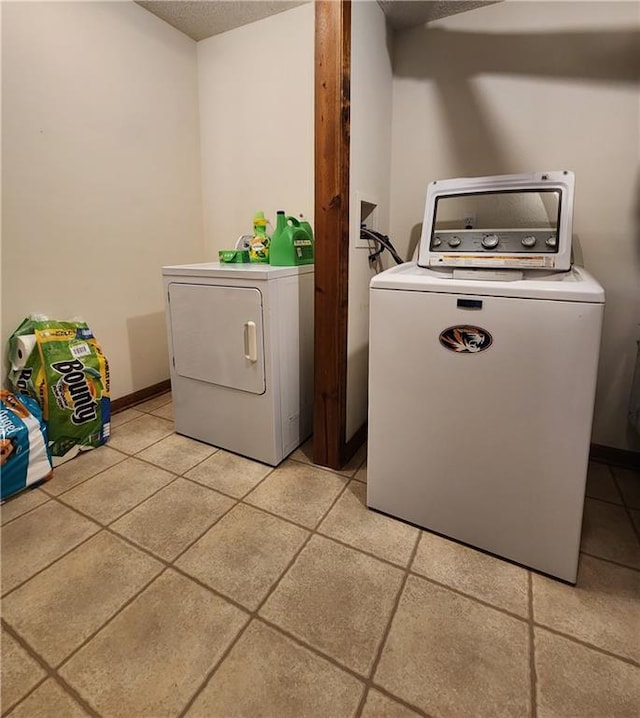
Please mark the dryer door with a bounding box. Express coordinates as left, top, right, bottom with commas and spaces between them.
168, 283, 266, 395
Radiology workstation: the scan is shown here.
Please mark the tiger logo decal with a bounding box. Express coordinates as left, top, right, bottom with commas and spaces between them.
439, 326, 493, 353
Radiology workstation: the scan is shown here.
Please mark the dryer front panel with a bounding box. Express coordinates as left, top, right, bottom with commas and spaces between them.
168, 283, 266, 395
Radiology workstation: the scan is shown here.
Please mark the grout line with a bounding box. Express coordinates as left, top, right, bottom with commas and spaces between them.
584, 493, 625, 508
175, 616, 253, 718
287, 453, 364, 481
315, 525, 416, 570
1, 491, 53, 529
55, 473, 183, 530
252, 473, 352, 614
43, 672, 102, 718
54, 566, 171, 674
609, 468, 640, 543
255, 614, 370, 683
406, 568, 530, 624
39, 448, 130, 501
180, 460, 274, 503
161, 500, 241, 566
131, 394, 172, 412
354, 530, 428, 718
366, 682, 432, 718
578, 551, 640, 574
355, 686, 372, 718
0, 621, 50, 718
366, 534, 421, 678
623, 505, 640, 543
532, 622, 640, 669
528, 572, 538, 718
0, 620, 102, 718
1, 523, 103, 601
106, 428, 175, 461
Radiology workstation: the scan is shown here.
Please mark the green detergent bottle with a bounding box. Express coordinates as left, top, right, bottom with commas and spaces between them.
249, 211, 270, 263
269, 211, 314, 266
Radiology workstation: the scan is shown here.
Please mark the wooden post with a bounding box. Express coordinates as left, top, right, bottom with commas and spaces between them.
313, 0, 351, 469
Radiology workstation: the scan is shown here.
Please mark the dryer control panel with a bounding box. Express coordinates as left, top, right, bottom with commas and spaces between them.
418, 171, 574, 271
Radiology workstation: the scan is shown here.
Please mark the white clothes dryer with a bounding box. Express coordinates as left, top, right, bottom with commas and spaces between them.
162, 263, 314, 466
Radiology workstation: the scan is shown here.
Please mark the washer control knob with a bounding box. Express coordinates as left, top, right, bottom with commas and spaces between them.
521, 235, 537, 248
481, 234, 499, 249
545, 235, 557, 248
432, 236, 442, 247
448, 236, 461, 248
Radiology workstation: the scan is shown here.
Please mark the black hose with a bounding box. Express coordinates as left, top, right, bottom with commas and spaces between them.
360, 227, 404, 266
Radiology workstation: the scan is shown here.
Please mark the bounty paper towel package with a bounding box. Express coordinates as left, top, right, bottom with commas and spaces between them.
8, 317, 110, 465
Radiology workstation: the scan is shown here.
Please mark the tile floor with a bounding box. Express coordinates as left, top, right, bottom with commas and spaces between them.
1, 392, 639, 717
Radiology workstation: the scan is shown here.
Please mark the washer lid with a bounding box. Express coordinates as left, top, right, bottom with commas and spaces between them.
370, 263, 605, 303
417, 170, 575, 272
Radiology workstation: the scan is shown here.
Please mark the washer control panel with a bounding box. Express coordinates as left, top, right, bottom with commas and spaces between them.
417, 171, 574, 271
431, 229, 558, 254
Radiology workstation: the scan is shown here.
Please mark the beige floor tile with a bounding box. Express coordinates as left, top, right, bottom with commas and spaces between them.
112, 479, 235, 561
134, 392, 172, 413
136, 433, 216, 476
288, 437, 314, 465
354, 460, 367, 484
585, 461, 622, 503
2, 488, 49, 525
151, 401, 174, 421
289, 438, 366, 477
318, 481, 418, 566
7, 678, 91, 718
535, 627, 640, 718
176, 503, 308, 610
185, 450, 271, 498
260, 535, 404, 675
412, 531, 529, 617
60, 570, 248, 718
339, 442, 367, 477
374, 575, 530, 718
3, 532, 163, 666
361, 689, 422, 718
581, 498, 640, 569
1, 628, 46, 712
41, 446, 126, 496
613, 466, 640, 509
533, 554, 640, 662
186, 620, 364, 718
246, 460, 347, 528
61, 457, 175, 524
110, 408, 144, 429
2, 502, 99, 595
107, 414, 173, 454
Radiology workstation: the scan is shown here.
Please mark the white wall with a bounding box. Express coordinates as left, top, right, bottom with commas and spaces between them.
346, 0, 394, 441
197, 3, 314, 258
390, 1, 640, 450
2, 1, 204, 399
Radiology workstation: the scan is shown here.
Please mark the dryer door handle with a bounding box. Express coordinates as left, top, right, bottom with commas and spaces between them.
243, 321, 257, 362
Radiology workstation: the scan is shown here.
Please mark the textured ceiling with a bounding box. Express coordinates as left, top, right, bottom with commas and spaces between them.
135, 1, 308, 42
379, 1, 501, 30
136, 1, 502, 42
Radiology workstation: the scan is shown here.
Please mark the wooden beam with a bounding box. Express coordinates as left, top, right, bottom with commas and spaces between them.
313, 0, 351, 469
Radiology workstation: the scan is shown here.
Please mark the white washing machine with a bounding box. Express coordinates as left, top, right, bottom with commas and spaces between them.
162, 263, 314, 465
367, 171, 605, 582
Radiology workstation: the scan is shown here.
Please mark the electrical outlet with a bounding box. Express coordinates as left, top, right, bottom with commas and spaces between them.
356, 194, 379, 248
463, 213, 476, 229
